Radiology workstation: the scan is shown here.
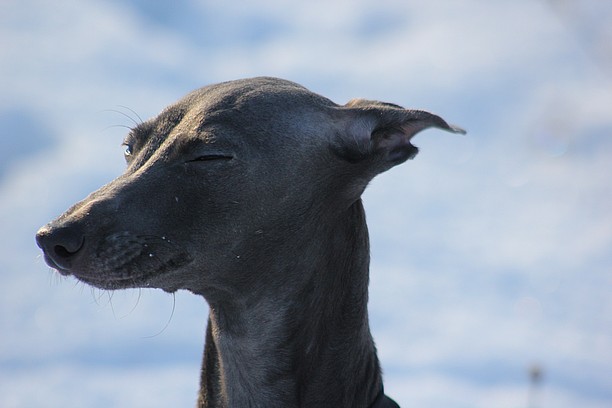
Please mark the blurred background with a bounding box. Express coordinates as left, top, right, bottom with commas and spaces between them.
1, 0, 611, 407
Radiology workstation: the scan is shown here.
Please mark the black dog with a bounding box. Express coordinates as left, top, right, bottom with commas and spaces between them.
36, 77, 464, 407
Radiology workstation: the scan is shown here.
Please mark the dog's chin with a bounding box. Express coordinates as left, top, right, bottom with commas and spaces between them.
71, 271, 153, 291
67, 269, 184, 293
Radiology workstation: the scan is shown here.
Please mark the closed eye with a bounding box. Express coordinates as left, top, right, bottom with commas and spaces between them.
186, 154, 233, 163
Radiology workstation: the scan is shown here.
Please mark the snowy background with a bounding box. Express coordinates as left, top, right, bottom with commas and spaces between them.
1, 0, 611, 407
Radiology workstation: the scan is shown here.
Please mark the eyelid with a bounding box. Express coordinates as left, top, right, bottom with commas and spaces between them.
186, 154, 233, 163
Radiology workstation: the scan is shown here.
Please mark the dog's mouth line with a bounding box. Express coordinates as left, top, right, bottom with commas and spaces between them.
69, 259, 193, 287
42, 253, 156, 283
69, 269, 166, 290
72, 271, 151, 283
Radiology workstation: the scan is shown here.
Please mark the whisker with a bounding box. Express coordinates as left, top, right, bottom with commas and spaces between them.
116, 105, 144, 125
77, 280, 88, 295
102, 124, 133, 132
142, 292, 176, 339
116, 288, 143, 319
91, 287, 100, 303
100, 108, 141, 127
47, 269, 64, 286
107, 291, 117, 319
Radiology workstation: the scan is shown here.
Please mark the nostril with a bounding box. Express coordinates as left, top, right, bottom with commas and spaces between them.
36, 225, 85, 270
54, 244, 78, 259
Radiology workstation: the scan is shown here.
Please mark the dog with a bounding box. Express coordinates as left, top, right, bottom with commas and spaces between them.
36, 77, 464, 407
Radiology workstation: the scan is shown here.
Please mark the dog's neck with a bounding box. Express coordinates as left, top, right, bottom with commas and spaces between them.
196, 200, 383, 408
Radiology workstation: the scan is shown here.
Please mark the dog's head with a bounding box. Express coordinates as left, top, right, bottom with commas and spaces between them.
36, 77, 464, 295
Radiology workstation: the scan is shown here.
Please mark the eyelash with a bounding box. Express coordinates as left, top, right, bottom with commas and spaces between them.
186, 155, 233, 163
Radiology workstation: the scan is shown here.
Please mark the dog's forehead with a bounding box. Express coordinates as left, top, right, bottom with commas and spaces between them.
188, 78, 335, 130
191, 85, 331, 141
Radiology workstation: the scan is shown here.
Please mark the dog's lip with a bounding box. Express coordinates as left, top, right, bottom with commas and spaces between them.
41, 252, 150, 284
42, 254, 72, 276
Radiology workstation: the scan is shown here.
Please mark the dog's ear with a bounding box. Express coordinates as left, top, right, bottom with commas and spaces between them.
335, 98, 465, 173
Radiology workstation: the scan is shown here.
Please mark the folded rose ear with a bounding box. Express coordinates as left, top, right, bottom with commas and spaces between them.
335, 98, 466, 173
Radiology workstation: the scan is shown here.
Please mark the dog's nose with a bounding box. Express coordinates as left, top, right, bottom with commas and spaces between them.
36, 225, 85, 272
